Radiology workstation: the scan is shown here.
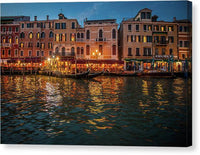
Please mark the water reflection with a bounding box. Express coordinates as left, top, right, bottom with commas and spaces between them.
1, 75, 191, 146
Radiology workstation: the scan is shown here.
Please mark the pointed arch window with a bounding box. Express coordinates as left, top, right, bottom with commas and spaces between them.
55, 47, 59, 55
29, 32, 33, 39
41, 32, 45, 38
49, 31, 54, 38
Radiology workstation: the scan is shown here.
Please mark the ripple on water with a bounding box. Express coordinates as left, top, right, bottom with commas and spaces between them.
1, 75, 191, 146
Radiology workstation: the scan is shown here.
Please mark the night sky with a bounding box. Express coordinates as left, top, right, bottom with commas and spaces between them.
1, 1, 192, 26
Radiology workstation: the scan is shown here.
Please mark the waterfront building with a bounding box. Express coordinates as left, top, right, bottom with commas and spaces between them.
1, 23, 20, 63
174, 18, 192, 72
84, 19, 123, 72
119, 8, 178, 71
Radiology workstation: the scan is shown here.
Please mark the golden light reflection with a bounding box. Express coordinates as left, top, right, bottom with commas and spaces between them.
142, 80, 149, 96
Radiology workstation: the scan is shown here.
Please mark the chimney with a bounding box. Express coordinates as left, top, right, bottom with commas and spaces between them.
173, 17, 176, 22
34, 16, 37, 21
47, 15, 49, 21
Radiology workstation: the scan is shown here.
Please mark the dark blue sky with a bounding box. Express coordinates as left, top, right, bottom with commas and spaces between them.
1, 1, 192, 26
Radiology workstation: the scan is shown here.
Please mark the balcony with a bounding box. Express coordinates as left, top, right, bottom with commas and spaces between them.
96, 38, 106, 42
154, 41, 168, 46
76, 38, 85, 42
1, 43, 12, 47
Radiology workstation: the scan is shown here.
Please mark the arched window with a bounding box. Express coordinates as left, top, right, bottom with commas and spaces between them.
49, 31, 54, 38
71, 47, 75, 56
86, 45, 90, 55
2, 37, 6, 43
29, 32, 33, 39
15, 37, 18, 44
62, 47, 65, 56
37, 42, 40, 47
99, 29, 103, 38
41, 32, 45, 38
55, 47, 59, 55
9, 37, 12, 44
37, 32, 40, 39
20, 42, 24, 48
81, 47, 84, 55
112, 45, 116, 55
77, 33, 80, 38
86, 30, 90, 39
77, 47, 80, 55
20, 32, 25, 38
112, 29, 116, 39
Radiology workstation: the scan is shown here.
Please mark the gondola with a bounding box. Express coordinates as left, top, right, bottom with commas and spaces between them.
64, 70, 90, 79
86, 71, 104, 79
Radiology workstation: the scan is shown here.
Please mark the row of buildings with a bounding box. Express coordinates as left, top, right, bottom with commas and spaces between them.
0, 8, 192, 72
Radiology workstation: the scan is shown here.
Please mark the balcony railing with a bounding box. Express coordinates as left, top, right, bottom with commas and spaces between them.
154, 41, 168, 46
76, 38, 85, 42
0, 43, 12, 47
96, 38, 106, 42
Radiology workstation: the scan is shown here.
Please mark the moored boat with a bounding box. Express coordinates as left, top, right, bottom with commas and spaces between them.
87, 71, 104, 79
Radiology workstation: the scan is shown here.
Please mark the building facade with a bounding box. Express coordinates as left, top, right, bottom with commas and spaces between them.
1, 24, 20, 62
0, 8, 192, 72
84, 19, 118, 60
119, 8, 178, 71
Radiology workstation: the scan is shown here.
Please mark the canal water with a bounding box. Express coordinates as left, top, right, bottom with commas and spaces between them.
1, 75, 192, 146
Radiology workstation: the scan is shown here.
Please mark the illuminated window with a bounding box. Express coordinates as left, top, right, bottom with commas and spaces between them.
56, 34, 59, 42
62, 34, 65, 41
29, 32, 33, 39
136, 36, 140, 42
143, 36, 147, 43
154, 25, 159, 31
127, 35, 131, 42
161, 26, 165, 32
15, 37, 18, 44
71, 33, 75, 41
168, 26, 173, 31
37, 32, 40, 39
8, 37, 12, 43
3, 37, 6, 43
148, 25, 152, 31
99, 45, 103, 55
20, 43, 24, 48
